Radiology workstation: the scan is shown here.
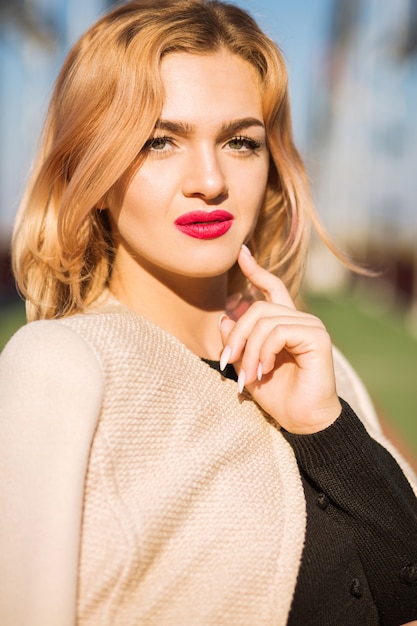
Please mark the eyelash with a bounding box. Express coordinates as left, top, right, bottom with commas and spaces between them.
228, 136, 262, 152
143, 136, 174, 152
142, 135, 262, 153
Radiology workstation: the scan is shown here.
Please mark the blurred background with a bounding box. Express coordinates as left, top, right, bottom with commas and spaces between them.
0, 0, 416, 466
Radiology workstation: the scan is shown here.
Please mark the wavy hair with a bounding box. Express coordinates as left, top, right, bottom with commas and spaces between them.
13, 0, 349, 320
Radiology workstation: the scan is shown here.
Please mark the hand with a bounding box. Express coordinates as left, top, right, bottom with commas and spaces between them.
219, 246, 342, 434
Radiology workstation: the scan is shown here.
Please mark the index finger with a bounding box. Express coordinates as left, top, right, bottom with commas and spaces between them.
238, 245, 295, 309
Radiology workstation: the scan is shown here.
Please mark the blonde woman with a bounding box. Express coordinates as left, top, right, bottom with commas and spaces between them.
1, 1, 416, 624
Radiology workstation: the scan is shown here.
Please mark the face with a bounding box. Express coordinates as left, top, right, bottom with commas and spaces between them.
108, 50, 270, 289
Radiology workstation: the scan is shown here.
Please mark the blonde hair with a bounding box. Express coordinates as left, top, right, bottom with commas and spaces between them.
13, 0, 346, 321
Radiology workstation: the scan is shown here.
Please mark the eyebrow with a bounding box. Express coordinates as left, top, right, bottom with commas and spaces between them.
154, 117, 265, 136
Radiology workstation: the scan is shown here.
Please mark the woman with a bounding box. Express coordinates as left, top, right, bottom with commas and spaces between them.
0, 1, 416, 624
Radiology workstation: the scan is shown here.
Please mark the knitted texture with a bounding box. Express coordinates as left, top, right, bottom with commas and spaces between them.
60, 295, 306, 626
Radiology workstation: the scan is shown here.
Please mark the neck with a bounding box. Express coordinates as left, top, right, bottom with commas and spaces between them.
109, 260, 228, 360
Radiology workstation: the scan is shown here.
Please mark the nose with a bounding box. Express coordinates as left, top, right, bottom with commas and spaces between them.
182, 145, 228, 200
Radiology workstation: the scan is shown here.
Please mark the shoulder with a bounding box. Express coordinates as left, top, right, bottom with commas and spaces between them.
0, 320, 104, 625
1, 318, 103, 383
0, 319, 104, 433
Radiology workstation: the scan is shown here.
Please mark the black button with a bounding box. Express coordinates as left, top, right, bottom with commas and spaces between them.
316, 493, 329, 510
400, 563, 417, 585
350, 578, 363, 599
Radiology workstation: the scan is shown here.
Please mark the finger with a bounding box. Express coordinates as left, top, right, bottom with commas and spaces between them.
218, 314, 237, 371
238, 245, 295, 308
239, 315, 326, 382
257, 324, 333, 375
239, 323, 333, 396
221, 300, 322, 361
219, 316, 247, 392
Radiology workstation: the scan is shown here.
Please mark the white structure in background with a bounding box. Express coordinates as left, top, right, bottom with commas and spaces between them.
0, 0, 106, 247
306, 0, 417, 315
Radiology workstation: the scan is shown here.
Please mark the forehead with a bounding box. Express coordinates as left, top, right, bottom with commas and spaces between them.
159, 50, 264, 123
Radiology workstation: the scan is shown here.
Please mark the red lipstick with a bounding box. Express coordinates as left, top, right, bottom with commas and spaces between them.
174, 210, 234, 239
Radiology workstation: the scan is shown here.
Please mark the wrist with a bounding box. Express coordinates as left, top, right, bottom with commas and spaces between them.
285, 397, 342, 435
281, 398, 368, 467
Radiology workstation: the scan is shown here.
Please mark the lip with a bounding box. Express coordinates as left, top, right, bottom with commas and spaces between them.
174, 210, 234, 240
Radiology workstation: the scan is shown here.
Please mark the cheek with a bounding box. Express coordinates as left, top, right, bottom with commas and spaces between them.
113, 178, 153, 227
247, 160, 269, 209
121, 166, 176, 219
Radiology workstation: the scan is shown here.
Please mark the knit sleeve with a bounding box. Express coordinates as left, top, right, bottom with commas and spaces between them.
0, 321, 104, 626
282, 399, 417, 625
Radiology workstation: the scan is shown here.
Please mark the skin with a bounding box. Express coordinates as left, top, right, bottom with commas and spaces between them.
1, 49, 415, 626
220, 247, 342, 434
109, 49, 342, 434
109, 50, 269, 358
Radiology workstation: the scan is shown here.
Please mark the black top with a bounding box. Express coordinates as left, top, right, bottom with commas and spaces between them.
202, 358, 417, 626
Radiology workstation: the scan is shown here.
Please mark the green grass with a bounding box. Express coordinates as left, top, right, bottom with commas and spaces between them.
307, 290, 417, 458
0, 300, 26, 351
1, 291, 416, 461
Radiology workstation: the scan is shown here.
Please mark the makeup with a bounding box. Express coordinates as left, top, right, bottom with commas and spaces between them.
174, 210, 234, 239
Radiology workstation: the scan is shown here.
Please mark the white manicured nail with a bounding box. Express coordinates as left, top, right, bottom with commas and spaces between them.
257, 362, 263, 381
220, 345, 232, 371
238, 369, 246, 394
218, 313, 228, 330
241, 244, 252, 256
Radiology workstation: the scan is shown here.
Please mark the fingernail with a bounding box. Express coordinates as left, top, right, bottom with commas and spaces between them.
238, 369, 246, 394
257, 362, 263, 381
241, 244, 252, 256
218, 313, 228, 330
220, 345, 232, 371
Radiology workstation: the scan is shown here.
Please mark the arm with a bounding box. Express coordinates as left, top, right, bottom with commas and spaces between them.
0, 321, 104, 626
282, 400, 417, 626
219, 247, 417, 625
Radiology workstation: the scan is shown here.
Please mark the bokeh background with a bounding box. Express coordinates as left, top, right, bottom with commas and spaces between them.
1, 0, 416, 466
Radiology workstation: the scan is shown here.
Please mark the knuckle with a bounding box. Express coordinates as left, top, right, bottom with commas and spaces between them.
306, 313, 326, 328
253, 316, 271, 333
270, 323, 285, 339
315, 326, 332, 347
250, 300, 267, 315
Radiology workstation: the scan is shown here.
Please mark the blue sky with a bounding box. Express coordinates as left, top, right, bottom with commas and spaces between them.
0, 0, 333, 232
3, 1, 416, 236
237, 0, 333, 148
43, 1, 336, 151
64, 0, 333, 149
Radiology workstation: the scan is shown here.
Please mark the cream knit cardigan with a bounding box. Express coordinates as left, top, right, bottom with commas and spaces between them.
0, 292, 415, 626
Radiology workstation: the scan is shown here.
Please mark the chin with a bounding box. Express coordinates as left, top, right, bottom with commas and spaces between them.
183, 243, 239, 269
184, 256, 237, 279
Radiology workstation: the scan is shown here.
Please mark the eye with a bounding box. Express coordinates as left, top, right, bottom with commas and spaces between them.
143, 136, 173, 152
227, 136, 262, 152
